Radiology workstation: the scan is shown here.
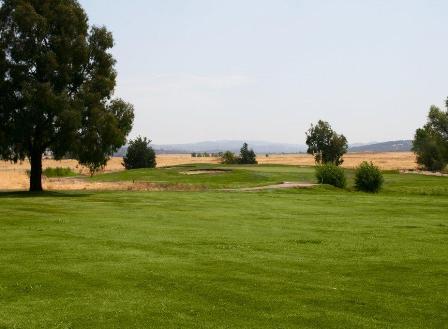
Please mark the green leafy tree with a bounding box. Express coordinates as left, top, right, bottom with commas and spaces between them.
306, 120, 348, 166
220, 151, 238, 164
239, 143, 257, 164
0, 0, 134, 190
412, 101, 448, 171
123, 136, 156, 170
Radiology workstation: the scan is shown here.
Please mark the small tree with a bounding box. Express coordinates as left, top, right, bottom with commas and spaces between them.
239, 143, 258, 164
412, 101, 448, 171
123, 137, 156, 170
306, 120, 348, 166
220, 151, 238, 164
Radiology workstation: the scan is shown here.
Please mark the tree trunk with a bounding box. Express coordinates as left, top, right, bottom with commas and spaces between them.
29, 150, 43, 192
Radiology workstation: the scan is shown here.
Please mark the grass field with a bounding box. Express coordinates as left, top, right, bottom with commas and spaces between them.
91, 164, 317, 189
1, 165, 447, 328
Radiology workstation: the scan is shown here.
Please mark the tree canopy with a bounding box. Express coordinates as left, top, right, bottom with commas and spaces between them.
219, 143, 257, 165
123, 136, 156, 170
412, 100, 448, 171
239, 143, 258, 164
220, 151, 238, 165
0, 0, 134, 190
306, 120, 348, 166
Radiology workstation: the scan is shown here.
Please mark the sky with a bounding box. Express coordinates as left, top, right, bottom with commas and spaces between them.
79, 0, 448, 145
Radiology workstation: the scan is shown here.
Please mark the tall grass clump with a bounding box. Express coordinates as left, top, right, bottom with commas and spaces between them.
315, 164, 346, 188
354, 161, 384, 193
43, 167, 76, 178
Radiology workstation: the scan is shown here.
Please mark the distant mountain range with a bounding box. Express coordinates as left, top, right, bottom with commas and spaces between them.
348, 140, 413, 153
153, 140, 305, 154
114, 139, 413, 156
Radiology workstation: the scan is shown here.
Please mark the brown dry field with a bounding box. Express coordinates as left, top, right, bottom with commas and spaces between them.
259, 152, 417, 169
0, 152, 417, 191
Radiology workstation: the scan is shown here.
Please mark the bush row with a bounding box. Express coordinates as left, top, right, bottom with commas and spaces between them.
316, 162, 384, 193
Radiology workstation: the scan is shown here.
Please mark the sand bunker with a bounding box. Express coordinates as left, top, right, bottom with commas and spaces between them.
226, 182, 316, 192
400, 170, 448, 177
181, 169, 232, 175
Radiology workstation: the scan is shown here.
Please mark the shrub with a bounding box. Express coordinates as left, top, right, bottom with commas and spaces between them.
221, 151, 239, 164
43, 167, 76, 178
123, 136, 156, 170
354, 161, 384, 193
315, 164, 346, 188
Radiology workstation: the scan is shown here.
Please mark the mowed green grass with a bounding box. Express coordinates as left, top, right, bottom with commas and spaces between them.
1, 165, 447, 328
91, 164, 317, 189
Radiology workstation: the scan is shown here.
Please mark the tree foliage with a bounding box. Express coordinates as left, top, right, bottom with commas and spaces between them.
220, 144, 257, 165
315, 163, 346, 188
354, 162, 384, 193
412, 101, 448, 172
0, 0, 134, 190
239, 143, 257, 164
220, 151, 238, 164
123, 136, 156, 170
306, 120, 348, 166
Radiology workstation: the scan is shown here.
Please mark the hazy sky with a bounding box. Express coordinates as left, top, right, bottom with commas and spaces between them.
79, 0, 448, 144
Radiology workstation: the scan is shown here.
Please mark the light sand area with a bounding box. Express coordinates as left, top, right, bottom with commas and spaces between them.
400, 170, 448, 177
227, 182, 317, 192
181, 169, 232, 175
0, 152, 418, 191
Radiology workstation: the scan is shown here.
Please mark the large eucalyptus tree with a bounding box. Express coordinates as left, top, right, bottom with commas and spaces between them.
0, 0, 134, 191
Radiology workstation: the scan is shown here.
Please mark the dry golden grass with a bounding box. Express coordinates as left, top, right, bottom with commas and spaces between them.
43, 178, 205, 192
258, 152, 417, 170
156, 154, 220, 167
0, 152, 417, 191
0, 155, 220, 191
0, 157, 124, 175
